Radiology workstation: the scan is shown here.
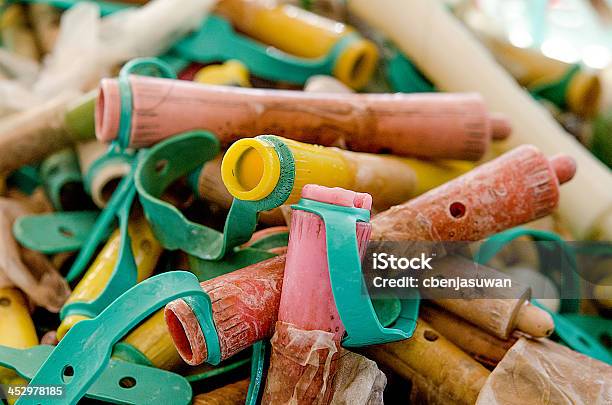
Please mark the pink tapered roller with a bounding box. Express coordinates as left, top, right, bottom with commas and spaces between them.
164, 256, 285, 365
371, 145, 576, 242
262, 186, 372, 404
96, 76, 510, 160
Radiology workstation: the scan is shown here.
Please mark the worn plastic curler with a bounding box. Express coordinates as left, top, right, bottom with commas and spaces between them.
214, 0, 378, 88
39, 148, 89, 211
475, 227, 612, 364
57, 215, 162, 340
5, 272, 214, 405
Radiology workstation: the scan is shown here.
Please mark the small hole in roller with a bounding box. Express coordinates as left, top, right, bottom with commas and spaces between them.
119, 376, 137, 389
0, 297, 10, 307
423, 330, 439, 342
449, 202, 466, 218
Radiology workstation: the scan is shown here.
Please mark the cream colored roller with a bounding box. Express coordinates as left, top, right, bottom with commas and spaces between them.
348, 0, 612, 241
76, 140, 131, 208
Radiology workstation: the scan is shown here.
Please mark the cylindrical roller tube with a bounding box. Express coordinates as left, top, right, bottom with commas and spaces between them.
371, 145, 576, 242
57, 215, 163, 339
423, 256, 553, 340
193, 378, 250, 405
96, 76, 510, 160
76, 140, 132, 208
420, 304, 517, 367
263, 186, 372, 404
0, 90, 97, 176
215, 0, 377, 89
165, 255, 286, 365
1, 5, 39, 60
0, 288, 38, 349
304, 75, 353, 93
39, 148, 88, 211
0, 288, 39, 405
194, 60, 252, 87
348, 0, 612, 241
466, 19, 601, 118
364, 321, 490, 405
113, 310, 184, 370
221, 135, 417, 210
190, 155, 285, 225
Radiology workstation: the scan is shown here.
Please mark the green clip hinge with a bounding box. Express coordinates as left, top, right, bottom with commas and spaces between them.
14, 271, 217, 405
293, 197, 419, 347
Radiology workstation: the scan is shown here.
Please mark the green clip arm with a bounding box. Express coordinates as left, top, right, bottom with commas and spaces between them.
293, 198, 418, 347
60, 173, 138, 319
475, 227, 580, 313
64, 157, 137, 282
17, 271, 219, 405
475, 227, 611, 364
39, 148, 83, 211
172, 14, 359, 85
0, 345, 193, 404
136, 133, 295, 262
13, 211, 105, 254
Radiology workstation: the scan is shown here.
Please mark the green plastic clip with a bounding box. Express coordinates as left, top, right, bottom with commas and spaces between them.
0, 345, 192, 404
65, 57, 175, 285
292, 197, 419, 347
475, 227, 580, 313
13, 211, 106, 254
135, 132, 294, 262
532, 301, 612, 365
529, 64, 581, 111
15, 271, 216, 405
383, 41, 435, 93
168, 14, 361, 85
6, 165, 40, 195
39, 148, 85, 211
475, 227, 612, 364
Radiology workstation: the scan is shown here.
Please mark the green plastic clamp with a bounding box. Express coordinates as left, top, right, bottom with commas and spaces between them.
475, 227, 612, 364
170, 14, 362, 85
561, 314, 612, 353
65, 57, 175, 284
533, 301, 612, 365
6, 165, 40, 195
83, 148, 133, 197
14, 271, 216, 405
59, 176, 137, 320
135, 132, 295, 262
0, 345, 192, 404
13, 211, 106, 254
39, 148, 83, 210
63, 157, 137, 283
293, 197, 419, 347
383, 41, 435, 93
475, 227, 580, 313
529, 64, 581, 111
